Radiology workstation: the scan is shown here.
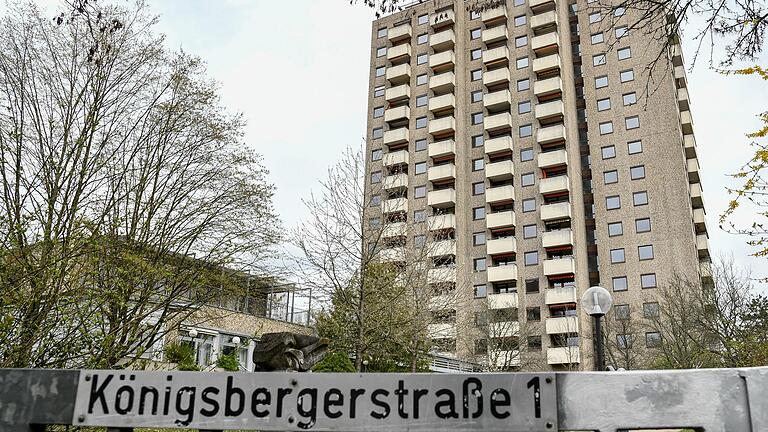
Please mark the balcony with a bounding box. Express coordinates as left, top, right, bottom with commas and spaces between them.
482, 25, 508, 44
687, 158, 700, 183
382, 222, 406, 238
532, 53, 561, 75
487, 264, 518, 282
530, 0, 556, 11
542, 229, 573, 249
429, 93, 456, 113
430, 239, 456, 257
684, 134, 698, 159
428, 188, 456, 208
492, 350, 521, 368
681, 110, 693, 135
671, 43, 683, 65
545, 287, 577, 306
428, 267, 456, 284
430, 9, 455, 28
490, 322, 520, 338
487, 237, 517, 256
546, 316, 579, 334
429, 139, 456, 159
385, 84, 410, 103
486, 184, 515, 204
484, 89, 512, 112
382, 197, 408, 214
429, 51, 456, 70
482, 7, 507, 23
429, 116, 456, 137
383, 149, 409, 167
429, 294, 455, 311
547, 347, 580, 365
430, 29, 456, 51
485, 112, 513, 133
485, 136, 514, 156
386, 64, 411, 86
690, 183, 704, 208
531, 32, 559, 54
487, 211, 516, 230
430, 72, 456, 93
693, 208, 708, 234
483, 46, 509, 65
535, 100, 565, 123
678, 87, 690, 111
388, 23, 412, 42
538, 149, 568, 169
386, 43, 411, 62
486, 159, 515, 181
534, 76, 562, 99
674, 65, 687, 88
697, 234, 710, 258
483, 68, 510, 87
543, 257, 576, 277
380, 247, 406, 262
530, 10, 558, 32
537, 124, 566, 146
488, 292, 518, 309
428, 163, 456, 182
382, 173, 408, 190
540, 175, 569, 196
428, 323, 456, 339
384, 105, 410, 123
428, 214, 456, 231
541, 201, 571, 221
383, 127, 409, 146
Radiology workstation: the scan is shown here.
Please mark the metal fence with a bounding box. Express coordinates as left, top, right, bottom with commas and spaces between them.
0, 367, 765, 431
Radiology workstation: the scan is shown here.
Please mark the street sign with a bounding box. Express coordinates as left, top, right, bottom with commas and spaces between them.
72, 370, 557, 431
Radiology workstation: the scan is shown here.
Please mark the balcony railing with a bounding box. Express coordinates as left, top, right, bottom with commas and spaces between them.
487, 210, 516, 230
487, 237, 517, 256
543, 257, 576, 277
487, 264, 518, 282
486, 159, 515, 181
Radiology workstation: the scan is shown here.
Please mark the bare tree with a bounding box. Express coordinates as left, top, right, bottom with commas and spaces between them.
602, 305, 654, 370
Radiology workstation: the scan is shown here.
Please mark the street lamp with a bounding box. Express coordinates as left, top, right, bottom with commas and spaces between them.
362, 359, 369, 373
580, 286, 613, 371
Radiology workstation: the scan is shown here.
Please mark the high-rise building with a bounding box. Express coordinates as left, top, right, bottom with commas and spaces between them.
363, 0, 710, 371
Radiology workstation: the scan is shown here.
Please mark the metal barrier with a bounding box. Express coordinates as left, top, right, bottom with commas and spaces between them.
0, 367, 765, 431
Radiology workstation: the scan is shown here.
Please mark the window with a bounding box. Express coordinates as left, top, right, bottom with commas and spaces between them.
603, 170, 618, 184
474, 284, 487, 298
599, 121, 614, 135
638, 245, 654, 261
416, 94, 428, 107
515, 35, 528, 47
470, 10, 481, 20
610, 248, 626, 263
635, 218, 651, 233
376, 66, 386, 77
417, 33, 428, 44
623, 92, 637, 106
519, 124, 533, 137
373, 106, 384, 118
521, 148, 534, 161
472, 135, 484, 147
524, 251, 538, 266
597, 98, 611, 111
521, 172, 535, 186
643, 302, 660, 318
371, 171, 382, 183
417, 53, 428, 65
473, 232, 486, 246
473, 182, 485, 195
601, 145, 616, 159
415, 162, 427, 174
617, 334, 633, 349
527, 307, 541, 321
516, 57, 529, 69
418, 14, 428, 25
518, 101, 532, 114
414, 210, 426, 222
522, 198, 536, 212
416, 117, 428, 129
471, 69, 483, 81
371, 149, 382, 161
591, 33, 604, 44
608, 221, 623, 236
473, 207, 486, 220
514, 0, 525, 5
615, 26, 628, 38
525, 278, 539, 293
471, 49, 482, 60
612, 276, 628, 291
414, 185, 427, 198
415, 139, 427, 151
514, 15, 527, 26
373, 127, 383, 139
615, 304, 630, 320
628, 140, 643, 154
414, 234, 426, 247
473, 158, 485, 171
371, 194, 381, 206
620, 69, 635, 82
377, 27, 387, 38
595, 75, 608, 88
376, 46, 387, 57
606, 195, 621, 209
471, 28, 482, 39
617, 47, 632, 60
474, 257, 487, 271
374, 85, 385, 97
523, 224, 537, 239
633, 191, 648, 206
472, 112, 484, 125
471, 90, 483, 103
369, 217, 381, 228
646, 332, 662, 348
626, 116, 640, 130
417, 74, 428, 85
614, 6, 626, 16
593, 53, 606, 66
589, 12, 601, 23
517, 78, 530, 91
630, 165, 646, 180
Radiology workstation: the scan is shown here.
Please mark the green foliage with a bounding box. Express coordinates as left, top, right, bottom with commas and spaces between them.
312, 351, 356, 373
163, 343, 199, 371
216, 353, 241, 372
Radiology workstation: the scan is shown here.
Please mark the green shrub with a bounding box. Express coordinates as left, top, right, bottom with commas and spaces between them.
312, 351, 356, 372
163, 342, 199, 371
216, 353, 240, 371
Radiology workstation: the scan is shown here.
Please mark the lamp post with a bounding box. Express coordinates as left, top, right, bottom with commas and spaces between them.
580, 286, 613, 371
